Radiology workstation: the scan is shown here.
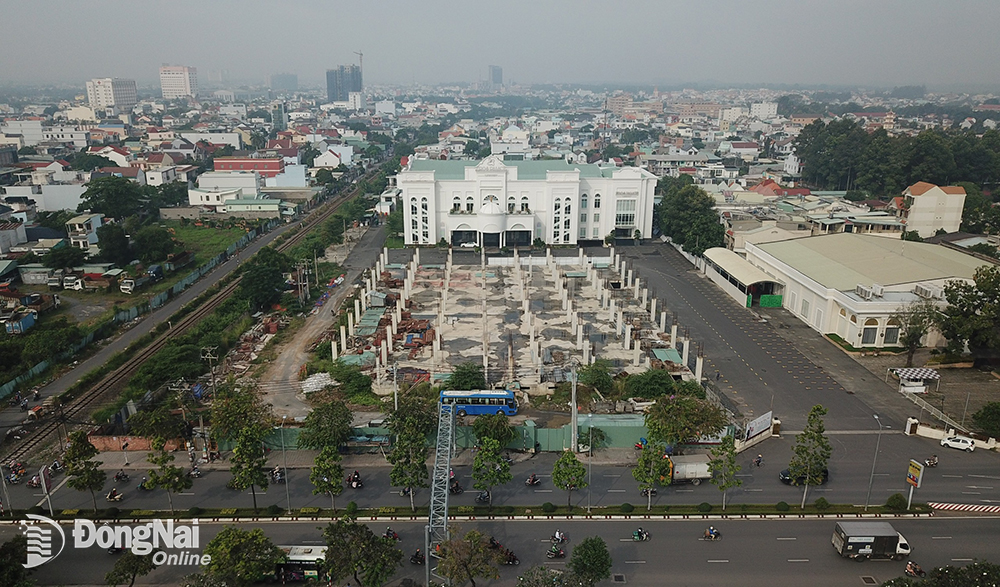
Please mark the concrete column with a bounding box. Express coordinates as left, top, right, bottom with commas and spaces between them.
613, 253, 620, 271
609, 298, 616, 320
381, 338, 388, 366
577, 324, 584, 349
671, 322, 678, 347
695, 354, 704, 382
571, 311, 578, 334
522, 297, 529, 314
626, 269, 633, 290
360, 289, 368, 313
414, 247, 420, 266
616, 310, 623, 336
682, 337, 690, 366
660, 310, 667, 333
641, 288, 648, 309
583, 341, 591, 364
331, 339, 338, 361
633, 279, 640, 300
354, 299, 361, 323
348, 312, 355, 336
561, 288, 568, 311
633, 345, 641, 367
624, 324, 632, 350
650, 297, 657, 321
609, 246, 615, 264
390, 313, 397, 337
340, 324, 348, 353
578, 249, 585, 266
383, 247, 388, 261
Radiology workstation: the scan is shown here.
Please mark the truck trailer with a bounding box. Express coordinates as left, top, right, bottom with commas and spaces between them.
832, 521, 911, 561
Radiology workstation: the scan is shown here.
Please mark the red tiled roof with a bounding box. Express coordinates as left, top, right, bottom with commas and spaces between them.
99, 167, 139, 177
906, 181, 965, 196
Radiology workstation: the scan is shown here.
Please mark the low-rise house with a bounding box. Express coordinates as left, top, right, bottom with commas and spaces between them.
65, 213, 103, 252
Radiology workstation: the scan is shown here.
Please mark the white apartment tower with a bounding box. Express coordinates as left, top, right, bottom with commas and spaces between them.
159, 65, 198, 99
85, 78, 138, 109
750, 102, 778, 119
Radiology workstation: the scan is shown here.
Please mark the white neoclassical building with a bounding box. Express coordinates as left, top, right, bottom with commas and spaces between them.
396, 155, 657, 247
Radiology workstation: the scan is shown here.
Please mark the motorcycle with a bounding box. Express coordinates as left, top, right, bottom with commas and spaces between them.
383, 528, 400, 541
6, 474, 20, 485
137, 480, 153, 491
347, 473, 363, 489
188, 468, 202, 478
632, 530, 650, 542
546, 548, 566, 559
905, 562, 926, 578
409, 551, 425, 565
550, 533, 568, 545
524, 476, 541, 487
489, 537, 503, 550
449, 484, 464, 495
399, 487, 411, 497
703, 529, 722, 542
475, 491, 491, 503
271, 471, 285, 484
106, 491, 124, 502
114, 472, 130, 483
924, 458, 938, 468
503, 551, 520, 565
26, 476, 41, 488
640, 488, 657, 497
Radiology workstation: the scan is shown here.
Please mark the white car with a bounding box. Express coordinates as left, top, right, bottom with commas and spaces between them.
459, 242, 477, 248
940, 435, 976, 452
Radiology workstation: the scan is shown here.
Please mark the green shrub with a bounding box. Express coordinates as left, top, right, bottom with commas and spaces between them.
346, 501, 359, 515
776, 501, 790, 512
188, 507, 203, 517
27, 506, 44, 516
457, 506, 475, 513
885, 493, 907, 511
740, 503, 750, 512
377, 507, 396, 514
105, 507, 120, 518
299, 507, 320, 515
266, 504, 283, 516
620, 503, 635, 513
220, 508, 237, 515
61, 509, 80, 516
500, 506, 515, 514
697, 502, 713, 513
541, 502, 556, 513
814, 497, 830, 511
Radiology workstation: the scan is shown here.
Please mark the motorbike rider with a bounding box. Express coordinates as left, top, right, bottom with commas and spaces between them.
928, 454, 938, 466
115, 469, 126, 481
107, 487, 120, 500
548, 542, 562, 554
753, 454, 763, 467
553, 529, 565, 543
527, 473, 538, 484
634, 527, 647, 540
139, 476, 148, 489
411, 549, 424, 563
906, 561, 923, 575
705, 526, 719, 539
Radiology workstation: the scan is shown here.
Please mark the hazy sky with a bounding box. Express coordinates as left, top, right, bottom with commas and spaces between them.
2, 0, 1000, 89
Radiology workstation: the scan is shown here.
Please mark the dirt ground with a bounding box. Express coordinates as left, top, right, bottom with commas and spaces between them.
854, 348, 1000, 431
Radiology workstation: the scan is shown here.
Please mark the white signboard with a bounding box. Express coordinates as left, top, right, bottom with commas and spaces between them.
745, 411, 773, 441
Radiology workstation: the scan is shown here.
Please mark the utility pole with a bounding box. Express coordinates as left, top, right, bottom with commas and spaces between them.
570, 363, 578, 452
200, 347, 219, 396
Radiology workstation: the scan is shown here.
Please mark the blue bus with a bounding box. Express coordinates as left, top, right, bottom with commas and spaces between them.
440, 390, 518, 417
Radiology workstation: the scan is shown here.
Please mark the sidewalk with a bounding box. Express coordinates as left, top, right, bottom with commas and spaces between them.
93, 446, 637, 471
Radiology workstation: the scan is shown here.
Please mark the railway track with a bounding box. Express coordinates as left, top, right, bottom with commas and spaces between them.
1, 165, 386, 464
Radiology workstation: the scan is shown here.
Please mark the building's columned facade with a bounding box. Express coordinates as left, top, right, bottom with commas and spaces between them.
396, 155, 656, 247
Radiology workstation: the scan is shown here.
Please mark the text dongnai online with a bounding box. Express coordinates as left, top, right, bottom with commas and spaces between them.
73, 519, 211, 565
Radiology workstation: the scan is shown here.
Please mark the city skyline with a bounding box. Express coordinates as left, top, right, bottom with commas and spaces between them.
1, 0, 999, 90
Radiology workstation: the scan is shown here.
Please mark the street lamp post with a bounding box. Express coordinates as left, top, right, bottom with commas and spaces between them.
864, 414, 883, 511
122, 442, 130, 466
587, 413, 593, 514
280, 416, 291, 513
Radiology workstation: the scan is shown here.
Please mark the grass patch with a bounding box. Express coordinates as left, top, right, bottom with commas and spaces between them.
385, 236, 405, 249
165, 221, 248, 267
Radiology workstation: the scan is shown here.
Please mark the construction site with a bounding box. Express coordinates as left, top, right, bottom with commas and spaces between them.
311, 246, 702, 407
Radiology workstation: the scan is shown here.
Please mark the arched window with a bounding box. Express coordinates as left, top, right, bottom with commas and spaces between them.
594, 194, 601, 209
862, 318, 879, 345
452, 196, 461, 212
466, 196, 474, 213
410, 198, 418, 215
507, 195, 515, 213
554, 199, 561, 212
520, 196, 529, 212
564, 203, 571, 215
581, 194, 588, 209
421, 197, 428, 211
484, 194, 498, 205
884, 318, 901, 345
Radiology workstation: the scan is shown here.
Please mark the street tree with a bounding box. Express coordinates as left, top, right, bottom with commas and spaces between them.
127, 407, 186, 441
578, 359, 613, 394
436, 528, 501, 587
446, 362, 487, 390
297, 399, 353, 449
315, 168, 335, 185
552, 451, 588, 510
310, 446, 345, 512
472, 413, 515, 448
708, 435, 742, 510
387, 434, 428, 512
96, 223, 132, 266
657, 184, 724, 255
71, 153, 114, 171
645, 395, 728, 448
568, 536, 613, 587
105, 550, 158, 587
972, 402, 1000, 438
210, 384, 270, 442
788, 405, 832, 508
581, 426, 608, 451
472, 437, 511, 510
939, 265, 1000, 355
622, 369, 676, 399
228, 427, 269, 511
321, 516, 403, 587
146, 438, 193, 515
202, 527, 285, 587
890, 300, 941, 367
386, 394, 437, 437
882, 561, 1000, 587
78, 176, 144, 219
517, 566, 574, 586
42, 245, 87, 271
632, 442, 672, 511
238, 263, 285, 310
0, 535, 34, 587
65, 431, 106, 512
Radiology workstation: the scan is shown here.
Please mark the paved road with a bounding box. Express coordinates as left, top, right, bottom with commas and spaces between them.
5, 517, 997, 586
10, 433, 998, 513
623, 243, 916, 430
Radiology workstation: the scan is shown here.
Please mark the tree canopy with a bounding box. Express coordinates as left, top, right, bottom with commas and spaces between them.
972, 402, 1000, 438
202, 527, 285, 587
96, 223, 133, 266
657, 183, 724, 256
321, 517, 403, 587
939, 265, 1000, 355
551, 451, 588, 509
435, 528, 500, 587
568, 536, 613, 587
788, 404, 832, 507
42, 245, 87, 270
446, 362, 487, 390
78, 176, 144, 219
645, 395, 728, 447
297, 399, 353, 449
71, 153, 114, 171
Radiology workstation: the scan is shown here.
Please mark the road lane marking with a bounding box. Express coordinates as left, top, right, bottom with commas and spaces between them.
707, 560, 729, 563
625, 560, 646, 564
607, 489, 626, 493
675, 489, 694, 492
179, 492, 195, 496
603, 474, 621, 478
534, 489, 553, 493
544, 562, 566, 566
962, 492, 982, 495
746, 489, 763, 492
967, 486, 994, 490
777, 537, 796, 541
942, 475, 963, 478
970, 475, 1000, 480
932, 537, 952, 540
788, 559, 809, 563
952, 558, 974, 562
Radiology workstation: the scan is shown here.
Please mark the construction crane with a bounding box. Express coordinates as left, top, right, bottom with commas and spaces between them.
354, 51, 363, 77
